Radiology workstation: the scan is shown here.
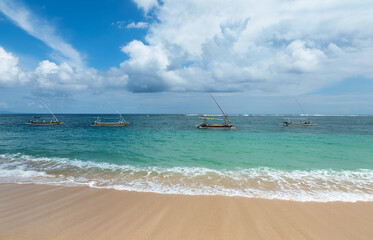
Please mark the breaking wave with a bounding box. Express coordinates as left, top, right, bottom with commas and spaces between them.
1, 153, 373, 202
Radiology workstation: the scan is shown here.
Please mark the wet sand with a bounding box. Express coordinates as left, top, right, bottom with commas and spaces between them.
0, 183, 372, 240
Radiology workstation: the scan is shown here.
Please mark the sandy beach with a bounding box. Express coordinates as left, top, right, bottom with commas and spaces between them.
0, 183, 372, 240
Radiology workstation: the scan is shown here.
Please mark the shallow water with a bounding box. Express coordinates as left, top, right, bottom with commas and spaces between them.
0, 114, 372, 202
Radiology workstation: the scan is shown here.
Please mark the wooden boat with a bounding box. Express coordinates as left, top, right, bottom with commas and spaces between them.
90, 97, 129, 127
197, 93, 234, 129
27, 119, 61, 125
197, 117, 233, 129
282, 97, 317, 126
90, 117, 128, 127
27, 99, 61, 125
283, 118, 317, 126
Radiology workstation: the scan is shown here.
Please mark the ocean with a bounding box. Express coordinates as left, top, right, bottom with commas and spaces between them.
0, 114, 372, 202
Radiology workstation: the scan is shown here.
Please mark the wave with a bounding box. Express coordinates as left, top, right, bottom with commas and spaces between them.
203, 114, 223, 117
1, 153, 373, 202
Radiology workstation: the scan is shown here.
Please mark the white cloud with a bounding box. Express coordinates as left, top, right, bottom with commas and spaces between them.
0, 47, 27, 87
0, 46, 128, 93
0, 0, 84, 68
132, 0, 158, 14
276, 40, 325, 73
113, 21, 150, 30
120, 40, 180, 92
126, 21, 149, 29
31, 60, 128, 92
2, 0, 373, 97
119, 0, 373, 94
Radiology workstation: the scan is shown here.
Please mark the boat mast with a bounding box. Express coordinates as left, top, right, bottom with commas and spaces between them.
294, 97, 307, 120
37, 97, 59, 122
209, 93, 230, 124
103, 96, 125, 122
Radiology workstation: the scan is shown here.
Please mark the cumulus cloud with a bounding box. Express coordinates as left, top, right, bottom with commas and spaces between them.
119, 0, 373, 94
2, 0, 373, 96
0, 0, 84, 68
132, 0, 159, 14
113, 21, 150, 29
120, 40, 185, 92
0, 47, 27, 87
0, 46, 128, 94
126, 21, 150, 29
30, 60, 128, 93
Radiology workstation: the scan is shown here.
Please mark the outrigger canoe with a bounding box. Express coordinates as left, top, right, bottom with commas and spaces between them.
90, 117, 128, 127
27, 120, 61, 125
197, 117, 233, 129
197, 93, 234, 129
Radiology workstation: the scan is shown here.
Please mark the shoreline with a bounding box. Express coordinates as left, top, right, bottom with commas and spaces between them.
2, 152, 373, 203
1, 183, 373, 239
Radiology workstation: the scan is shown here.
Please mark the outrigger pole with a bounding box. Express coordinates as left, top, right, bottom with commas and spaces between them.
37, 97, 59, 122
293, 97, 307, 120
103, 96, 125, 122
209, 93, 230, 124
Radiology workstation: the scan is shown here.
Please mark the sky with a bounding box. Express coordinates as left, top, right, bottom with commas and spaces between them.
0, 0, 373, 114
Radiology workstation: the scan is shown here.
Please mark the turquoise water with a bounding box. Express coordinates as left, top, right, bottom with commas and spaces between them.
1, 114, 373, 202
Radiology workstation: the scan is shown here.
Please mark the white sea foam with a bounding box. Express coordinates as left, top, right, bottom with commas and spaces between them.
1, 153, 373, 202
202, 114, 223, 117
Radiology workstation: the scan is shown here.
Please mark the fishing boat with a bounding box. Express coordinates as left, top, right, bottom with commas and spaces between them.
27, 99, 61, 125
282, 118, 317, 126
90, 97, 128, 127
198, 117, 233, 129
90, 116, 128, 127
282, 97, 317, 126
197, 93, 233, 129
27, 118, 61, 125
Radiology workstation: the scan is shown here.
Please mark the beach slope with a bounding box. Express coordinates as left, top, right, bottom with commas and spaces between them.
0, 183, 372, 240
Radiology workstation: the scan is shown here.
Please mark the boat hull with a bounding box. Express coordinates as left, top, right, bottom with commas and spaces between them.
283, 123, 317, 126
90, 122, 128, 127
197, 125, 233, 129
27, 121, 61, 125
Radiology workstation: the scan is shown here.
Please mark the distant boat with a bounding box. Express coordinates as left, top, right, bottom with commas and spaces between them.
90, 116, 128, 127
283, 97, 317, 126
282, 118, 317, 126
197, 93, 233, 129
91, 97, 128, 127
27, 98, 61, 125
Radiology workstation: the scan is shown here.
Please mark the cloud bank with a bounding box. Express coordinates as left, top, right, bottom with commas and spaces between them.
0, 47, 127, 93
122, 0, 373, 94
1, 0, 373, 96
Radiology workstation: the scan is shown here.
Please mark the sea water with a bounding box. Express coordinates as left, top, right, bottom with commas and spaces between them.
0, 114, 372, 202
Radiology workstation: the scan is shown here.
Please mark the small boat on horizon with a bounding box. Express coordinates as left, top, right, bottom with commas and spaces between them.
90, 97, 128, 127
282, 118, 317, 126
90, 116, 128, 127
27, 116, 61, 125
27, 98, 61, 125
197, 93, 233, 129
283, 97, 317, 126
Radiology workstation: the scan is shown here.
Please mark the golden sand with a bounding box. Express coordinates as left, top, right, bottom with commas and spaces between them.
0, 183, 372, 240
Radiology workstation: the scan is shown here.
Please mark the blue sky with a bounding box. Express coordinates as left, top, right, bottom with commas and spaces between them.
0, 0, 373, 114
